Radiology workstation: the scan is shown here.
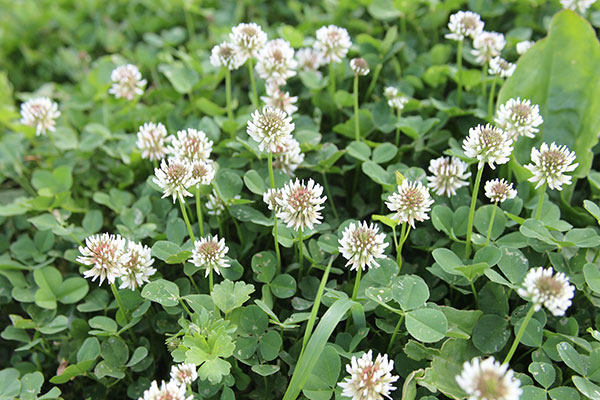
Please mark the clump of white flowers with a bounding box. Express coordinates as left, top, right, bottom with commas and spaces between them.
338, 222, 389, 271
272, 138, 304, 176
484, 179, 517, 203
20, 97, 60, 136
205, 189, 239, 216
210, 42, 244, 70
338, 350, 399, 400
314, 25, 352, 64
456, 357, 522, 400
525, 142, 578, 190
263, 187, 284, 213
350, 58, 370, 76
191, 235, 230, 277
296, 47, 324, 74
472, 32, 506, 65
518, 267, 575, 316
189, 160, 216, 186
489, 57, 515, 78
170, 364, 198, 386
445, 11, 484, 41
136, 122, 170, 161
385, 180, 434, 228
168, 128, 213, 162
462, 124, 513, 169
427, 156, 471, 197
138, 380, 191, 400
256, 39, 297, 86
109, 64, 146, 100
77, 233, 128, 285
247, 106, 295, 153
261, 84, 298, 115
153, 158, 197, 203
276, 178, 327, 231
384, 87, 410, 112
516, 40, 535, 55
119, 241, 156, 290
561, 0, 597, 13
230, 22, 268, 62
495, 98, 543, 139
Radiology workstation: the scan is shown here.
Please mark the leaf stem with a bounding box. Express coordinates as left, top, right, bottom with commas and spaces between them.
111, 283, 129, 324
179, 198, 196, 242
465, 165, 484, 258
196, 186, 204, 237
365, 63, 382, 100
298, 228, 304, 280
488, 76, 498, 118
457, 39, 464, 106
485, 202, 498, 246
351, 267, 362, 302
387, 315, 405, 353
535, 183, 547, 220
225, 68, 233, 123
268, 152, 282, 272
247, 59, 259, 109
321, 172, 339, 220
395, 107, 402, 147
353, 74, 360, 142
503, 305, 536, 365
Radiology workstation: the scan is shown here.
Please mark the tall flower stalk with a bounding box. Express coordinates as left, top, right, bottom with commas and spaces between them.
268, 152, 282, 272
350, 58, 369, 142
484, 179, 517, 246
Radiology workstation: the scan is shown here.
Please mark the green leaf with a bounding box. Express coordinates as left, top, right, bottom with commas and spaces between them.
573, 376, 600, 400
57, 277, 89, 304
391, 274, 429, 311
0, 369, 20, 399
557, 342, 589, 376
269, 274, 296, 299
211, 279, 254, 314
89, 316, 118, 333
259, 330, 282, 361
432, 248, 463, 275
215, 169, 243, 200
584, 200, 600, 225
101, 336, 129, 367
151, 241, 183, 262
529, 362, 556, 389
49, 360, 95, 384
158, 62, 199, 94
372, 143, 397, 164
77, 337, 101, 363
198, 357, 231, 384
347, 141, 371, 162
244, 170, 266, 195
141, 279, 180, 307
20, 371, 44, 400
472, 314, 510, 353
405, 308, 448, 343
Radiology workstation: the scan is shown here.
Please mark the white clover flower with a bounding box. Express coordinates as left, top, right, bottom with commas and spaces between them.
139, 380, 191, 400
119, 241, 156, 290
136, 122, 171, 161
170, 363, 198, 386
168, 128, 213, 162
495, 98, 543, 139
338, 350, 399, 400
462, 124, 513, 169
383, 87, 410, 111
518, 267, 575, 316
273, 137, 304, 176
20, 97, 60, 136
276, 178, 327, 231
210, 42, 244, 70
350, 58, 370, 76
153, 158, 198, 203
427, 156, 471, 197
77, 233, 128, 285
261, 84, 298, 115
263, 188, 284, 213
109, 64, 146, 100
247, 106, 295, 153
561, 0, 596, 13
525, 142, 578, 191
456, 357, 522, 400
516, 40, 535, 55
484, 179, 517, 203
338, 222, 389, 271
385, 180, 434, 229
190, 160, 216, 186
206, 188, 225, 216
230, 22, 268, 62
472, 32, 506, 65
314, 25, 352, 64
445, 11, 485, 41
489, 57, 516, 78
256, 39, 298, 86
296, 47, 324, 74
191, 235, 230, 277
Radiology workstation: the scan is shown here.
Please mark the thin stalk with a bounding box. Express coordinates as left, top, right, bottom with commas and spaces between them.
365, 63, 382, 100
322, 172, 339, 220
457, 39, 464, 106
179, 298, 193, 318
396, 223, 409, 269
351, 266, 363, 304
209, 267, 214, 292
485, 203, 498, 246
535, 183, 547, 220
353, 74, 360, 141
225, 68, 233, 123
465, 166, 484, 258
481, 63, 488, 97
111, 283, 129, 324
387, 315, 405, 353
152, 159, 158, 170
392, 225, 400, 263
488, 76, 498, 118
196, 186, 204, 237
470, 280, 479, 308
247, 59, 259, 109
188, 275, 200, 293
298, 229, 304, 279
503, 305, 536, 364
268, 152, 282, 272
328, 62, 336, 98
179, 198, 196, 242
395, 108, 402, 147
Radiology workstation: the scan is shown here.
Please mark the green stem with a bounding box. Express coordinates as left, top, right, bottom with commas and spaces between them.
179, 198, 196, 242
365, 63, 382, 100
353, 74, 360, 141
392, 225, 400, 264
481, 63, 488, 97
485, 203, 498, 246
196, 187, 204, 237
488, 76, 498, 118
457, 39, 464, 106
179, 298, 193, 318
535, 183, 547, 220
111, 283, 129, 324
247, 59, 259, 109
268, 152, 282, 272
397, 223, 410, 270
298, 229, 304, 279
395, 108, 401, 147
465, 166, 484, 258
470, 280, 479, 308
209, 267, 214, 292
321, 172, 339, 220
225, 68, 233, 123
152, 159, 158, 170
503, 305, 536, 365
188, 275, 200, 293
387, 315, 405, 353
351, 267, 362, 302
328, 62, 336, 98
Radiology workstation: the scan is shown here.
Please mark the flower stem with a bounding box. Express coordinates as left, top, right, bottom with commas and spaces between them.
247, 59, 259, 109
353, 74, 360, 142
535, 183, 547, 220
365, 63, 382, 100
465, 166, 484, 258
179, 298, 193, 318
503, 305, 536, 365
111, 283, 129, 324
351, 267, 362, 302
457, 39, 464, 106
209, 267, 214, 292
225, 68, 234, 123
481, 62, 488, 97
321, 172, 339, 220
397, 223, 411, 270
387, 315, 405, 353
395, 108, 402, 147
488, 76, 498, 118
470, 280, 479, 308
268, 152, 282, 273
298, 228, 304, 279
485, 203, 498, 246
196, 187, 204, 237
179, 198, 196, 242
328, 62, 336, 98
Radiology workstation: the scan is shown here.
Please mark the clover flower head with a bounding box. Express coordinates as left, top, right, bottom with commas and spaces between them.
136, 122, 170, 161
168, 128, 213, 162
273, 137, 304, 176
138, 380, 191, 400
338, 221, 389, 271
210, 42, 244, 70
190, 159, 216, 186
247, 106, 295, 153
427, 156, 471, 197
206, 188, 225, 216
350, 58, 370, 76
456, 357, 522, 400
384, 86, 410, 111
296, 47, 324, 74
484, 179, 517, 203
385, 180, 434, 228
263, 188, 284, 213
489, 57, 516, 78
119, 241, 156, 290
109, 64, 146, 100
561, 0, 596, 13
276, 178, 327, 231
314, 25, 352, 64
191, 235, 230, 277
78, 233, 128, 285
495, 98, 543, 139
170, 363, 198, 386
261, 84, 298, 115
472, 32, 506, 65
153, 158, 197, 203
445, 11, 485, 41
462, 124, 513, 169
338, 350, 399, 400
256, 39, 298, 86
518, 267, 575, 316
230, 22, 268, 61
20, 97, 60, 136
516, 40, 535, 55
525, 142, 578, 190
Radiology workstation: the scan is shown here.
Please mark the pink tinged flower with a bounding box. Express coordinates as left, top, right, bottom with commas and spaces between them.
20, 97, 61, 136
138, 380, 191, 400
152, 158, 198, 203
206, 188, 226, 216
462, 124, 513, 169
276, 178, 327, 231
484, 179, 517, 203
109, 64, 146, 100
168, 128, 213, 162
427, 156, 471, 197
495, 97, 543, 139
525, 142, 578, 191
119, 241, 156, 290
247, 106, 295, 153
489, 57, 515, 78
191, 235, 230, 277
445, 11, 485, 41
190, 160, 216, 186
210, 42, 243, 71
255, 39, 298, 86
456, 357, 522, 400
136, 122, 170, 161
230, 22, 268, 62
170, 363, 198, 386
472, 31, 506, 65
385, 180, 434, 228
338, 350, 399, 400
261, 84, 298, 115
263, 188, 284, 213
77, 233, 128, 285
314, 25, 352, 64
338, 221, 389, 271
518, 267, 575, 316
350, 58, 370, 76
296, 47, 324, 74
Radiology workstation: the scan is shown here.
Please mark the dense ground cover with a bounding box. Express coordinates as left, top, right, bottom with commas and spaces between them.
2, 0, 600, 399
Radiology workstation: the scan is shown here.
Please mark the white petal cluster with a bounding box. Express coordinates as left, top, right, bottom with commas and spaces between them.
191, 235, 230, 277
256, 39, 297, 86
525, 142, 578, 191
210, 42, 244, 70
338, 222, 389, 271
456, 357, 522, 400
190, 160, 216, 186
78, 233, 128, 285
489, 57, 515, 78
516, 40, 535, 55
445, 11, 484, 41
338, 350, 399, 400
136, 122, 170, 161
168, 128, 213, 162
273, 137, 304, 176
276, 178, 327, 231
109, 64, 146, 100
484, 179, 517, 203
518, 267, 575, 316
296, 47, 324, 74
427, 156, 471, 197
385, 180, 434, 228
561, 0, 596, 13
120, 241, 156, 290
230, 23, 268, 62
170, 363, 198, 386
263, 188, 284, 213
153, 158, 197, 203
495, 98, 543, 139
314, 25, 352, 64
247, 106, 295, 153
472, 32, 506, 65
206, 188, 226, 216
462, 124, 513, 169
350, 58, 370, 76
138, 380, 191, 400
20, 97, 60, 136
384, 87, 410, 111
261, 84, 298, 115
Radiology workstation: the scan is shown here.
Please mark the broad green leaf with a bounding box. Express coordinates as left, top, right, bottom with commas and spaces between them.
269, 274, 296, 299
405, 308, 448, 343
211, 279, 254, 314
529, 362, 556, 389
391, 274, 429, 311
472, 314, 510, 353
141, 279, 180, 307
